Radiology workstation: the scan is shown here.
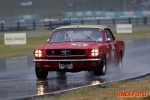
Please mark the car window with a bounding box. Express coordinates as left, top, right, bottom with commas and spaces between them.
105, 29, 114, 42
51, 28, 103, 42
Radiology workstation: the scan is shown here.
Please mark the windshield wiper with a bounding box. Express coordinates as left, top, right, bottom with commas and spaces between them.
64, 31, 73, 42
81, 33, 96, 41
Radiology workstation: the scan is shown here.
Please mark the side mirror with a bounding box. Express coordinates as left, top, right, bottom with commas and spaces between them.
107, 38, 111, 42
47, 39, 50, 42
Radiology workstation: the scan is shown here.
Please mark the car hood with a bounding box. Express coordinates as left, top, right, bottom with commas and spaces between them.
43, 42, 97, 50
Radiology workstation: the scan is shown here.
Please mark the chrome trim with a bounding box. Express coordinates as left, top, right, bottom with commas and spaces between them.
60, 49, 71, 56
33, 58, 101, 62
46, 55, 86, 57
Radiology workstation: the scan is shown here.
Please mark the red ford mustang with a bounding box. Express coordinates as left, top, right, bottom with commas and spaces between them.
33, 25, 125, 79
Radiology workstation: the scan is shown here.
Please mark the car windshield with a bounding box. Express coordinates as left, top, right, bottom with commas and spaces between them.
50, 28, 103, 42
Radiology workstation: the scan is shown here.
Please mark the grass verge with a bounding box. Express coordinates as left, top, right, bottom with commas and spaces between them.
0, 28, 52, 34
32, 77, 150, 100
0, 34, 50, 59
114, 30, 150, 40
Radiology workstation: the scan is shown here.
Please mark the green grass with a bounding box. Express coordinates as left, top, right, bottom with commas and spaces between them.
109, 25, 150, 29
113, 29, 150, 40
0, 34, 50, 59
0, 28, 51, 34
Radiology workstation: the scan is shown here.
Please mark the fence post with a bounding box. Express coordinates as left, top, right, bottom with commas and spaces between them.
128, 17, 131, 24
136, 17, 138, 25
33, 21, 36, 30
17, 22, 20, 30
1, 23, 3, 31
144, 17, 147, 25
49, 21, 51, 28
97, 19, 100, 25
44, 16, 46, 29
68, 14, 71, 24
81, 20, 84, 24
49, 16, 51, 28
113, 18, 115, 25
63, 20, 66, 25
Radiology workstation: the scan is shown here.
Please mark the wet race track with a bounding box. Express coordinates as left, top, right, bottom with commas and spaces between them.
0, 38, 150, 100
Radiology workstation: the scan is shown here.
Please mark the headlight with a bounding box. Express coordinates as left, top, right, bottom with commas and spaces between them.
35, 50, 42, 57
91, 49, 99, 56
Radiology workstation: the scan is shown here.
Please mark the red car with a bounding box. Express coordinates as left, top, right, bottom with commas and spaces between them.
33, 25, 125, 79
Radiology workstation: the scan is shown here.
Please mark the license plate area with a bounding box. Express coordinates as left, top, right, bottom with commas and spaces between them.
59, 61, 73, 69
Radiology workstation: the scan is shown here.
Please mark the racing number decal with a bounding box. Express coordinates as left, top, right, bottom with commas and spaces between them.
111, 43, 115, 60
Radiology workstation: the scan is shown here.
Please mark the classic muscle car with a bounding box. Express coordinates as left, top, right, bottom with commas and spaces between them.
33, 25, 125, 79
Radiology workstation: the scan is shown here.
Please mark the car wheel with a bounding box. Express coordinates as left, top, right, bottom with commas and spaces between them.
56, 72, 66, 76
35, 66, 48, 79
94, 56, 107, 76
117, 53, 122, 70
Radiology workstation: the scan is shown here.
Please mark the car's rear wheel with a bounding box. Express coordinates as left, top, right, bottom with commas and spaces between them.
35, 66, 48, 79
94, 56, 107, 76
117, 53, 122, 70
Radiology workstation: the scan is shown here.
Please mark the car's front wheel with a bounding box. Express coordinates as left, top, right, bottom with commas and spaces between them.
35, 66, 48, 79
56, 72, 66, 76
94, 56, 107, 76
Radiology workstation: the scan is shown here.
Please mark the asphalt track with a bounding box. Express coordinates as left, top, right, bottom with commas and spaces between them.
0, 38, 150, 100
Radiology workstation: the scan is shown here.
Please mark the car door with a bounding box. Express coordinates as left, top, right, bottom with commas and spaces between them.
104, 29, 112, 64
105, 29, 118, 64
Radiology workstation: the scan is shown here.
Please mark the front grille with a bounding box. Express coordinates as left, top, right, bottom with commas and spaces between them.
46, 49, 85, 56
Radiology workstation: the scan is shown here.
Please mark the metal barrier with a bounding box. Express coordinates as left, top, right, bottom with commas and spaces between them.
0, 17, 149, 31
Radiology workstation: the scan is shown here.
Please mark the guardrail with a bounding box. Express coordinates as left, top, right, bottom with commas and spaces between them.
0, 17, 150, 31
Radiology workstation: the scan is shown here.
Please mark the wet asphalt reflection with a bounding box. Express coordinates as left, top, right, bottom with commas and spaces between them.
0, 39, 150, 100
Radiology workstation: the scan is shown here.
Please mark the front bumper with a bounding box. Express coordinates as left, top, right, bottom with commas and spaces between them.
33, 58, 101, 62
34, 58, 102, 71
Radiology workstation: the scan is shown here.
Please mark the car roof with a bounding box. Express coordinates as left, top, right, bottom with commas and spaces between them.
54, 25, 109, 30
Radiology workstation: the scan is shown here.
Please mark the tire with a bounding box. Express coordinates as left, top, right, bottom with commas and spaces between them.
35, 66, 48, 79
56, 72, 66, 76
94, 56, 107, 76
117, 53, 122, 70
